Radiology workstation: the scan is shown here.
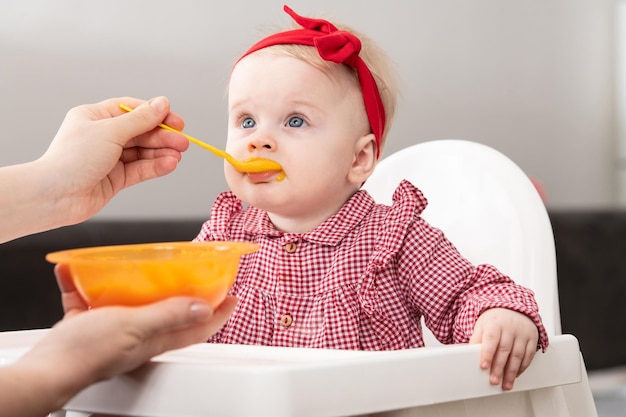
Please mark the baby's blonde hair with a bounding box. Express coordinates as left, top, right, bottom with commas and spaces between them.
245, 22, 398, 152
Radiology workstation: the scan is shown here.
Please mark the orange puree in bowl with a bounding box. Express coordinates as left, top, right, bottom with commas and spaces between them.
46, 242, 259, 308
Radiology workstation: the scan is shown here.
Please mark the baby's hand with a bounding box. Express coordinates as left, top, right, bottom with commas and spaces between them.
469, 308, 539, 391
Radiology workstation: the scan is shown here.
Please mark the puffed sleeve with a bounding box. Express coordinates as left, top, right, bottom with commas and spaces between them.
193, 191, 243, 242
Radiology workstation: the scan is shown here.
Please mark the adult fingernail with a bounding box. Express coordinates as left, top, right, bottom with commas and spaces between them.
190, 302, 212, 321
150, 96, 168, 112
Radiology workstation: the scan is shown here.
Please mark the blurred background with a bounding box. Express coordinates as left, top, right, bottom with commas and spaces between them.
0, 0, 620, 218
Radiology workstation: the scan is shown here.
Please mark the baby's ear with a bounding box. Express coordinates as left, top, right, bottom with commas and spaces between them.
348, 133, 377, 185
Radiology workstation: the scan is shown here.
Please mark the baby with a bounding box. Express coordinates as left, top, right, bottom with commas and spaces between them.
194, 5, 548, 391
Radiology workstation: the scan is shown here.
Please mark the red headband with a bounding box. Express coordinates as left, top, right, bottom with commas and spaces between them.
238, 5, 386, 158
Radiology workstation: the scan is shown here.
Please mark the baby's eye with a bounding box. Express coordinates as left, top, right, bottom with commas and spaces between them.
241, 117, 256, 129
287, 116, 307, 128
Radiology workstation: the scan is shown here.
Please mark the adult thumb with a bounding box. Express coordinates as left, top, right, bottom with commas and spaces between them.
112, 96, 170, 143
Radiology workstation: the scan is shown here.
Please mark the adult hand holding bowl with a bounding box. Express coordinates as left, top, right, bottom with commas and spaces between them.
46, 241, 259, 308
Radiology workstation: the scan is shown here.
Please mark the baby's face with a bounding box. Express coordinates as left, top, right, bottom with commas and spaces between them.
225, 51, 373, 232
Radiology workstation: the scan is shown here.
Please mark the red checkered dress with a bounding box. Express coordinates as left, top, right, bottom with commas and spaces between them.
194, 180, 549, 351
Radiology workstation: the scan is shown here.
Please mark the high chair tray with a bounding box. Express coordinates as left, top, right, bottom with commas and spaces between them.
0, 329, 582, 417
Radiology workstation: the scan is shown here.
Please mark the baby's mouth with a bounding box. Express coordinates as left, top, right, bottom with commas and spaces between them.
246, 170, 285, 183
246, 170, 286, 183
238, 157, 282, 174
239, 157, 285, 182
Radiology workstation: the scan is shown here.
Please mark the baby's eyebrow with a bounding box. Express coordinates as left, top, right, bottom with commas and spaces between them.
286, 97, 325, 113
228, 99, 250, 112
228, 95, 327, 119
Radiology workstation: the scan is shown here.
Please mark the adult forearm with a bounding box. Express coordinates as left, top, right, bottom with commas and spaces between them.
0, 363, 78, 417
0, 160, 68, 244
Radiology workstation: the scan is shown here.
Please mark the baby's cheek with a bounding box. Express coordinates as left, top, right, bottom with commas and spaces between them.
223, 165, 240, 188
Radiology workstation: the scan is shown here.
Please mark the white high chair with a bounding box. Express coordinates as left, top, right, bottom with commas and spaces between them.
0, 140, 597, 417
362, 139, 597, 415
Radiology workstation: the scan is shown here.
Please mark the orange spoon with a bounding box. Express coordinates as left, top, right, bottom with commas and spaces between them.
120, 104, 282, 174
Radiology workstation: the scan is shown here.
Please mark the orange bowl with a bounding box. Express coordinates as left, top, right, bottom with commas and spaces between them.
46, 241, 259, 308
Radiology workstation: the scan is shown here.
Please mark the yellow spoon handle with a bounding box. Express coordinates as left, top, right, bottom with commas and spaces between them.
119, 104, 234, 163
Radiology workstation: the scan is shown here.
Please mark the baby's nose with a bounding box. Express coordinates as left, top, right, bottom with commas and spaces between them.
247, 139, 274, 152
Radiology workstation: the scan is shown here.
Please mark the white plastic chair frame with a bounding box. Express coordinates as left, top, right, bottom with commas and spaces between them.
362, 139, 596, 416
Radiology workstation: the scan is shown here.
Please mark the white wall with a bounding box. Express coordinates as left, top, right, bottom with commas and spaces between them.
0, 0, 616, 219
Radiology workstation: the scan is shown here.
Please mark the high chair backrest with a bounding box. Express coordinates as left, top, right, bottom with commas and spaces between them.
362, 140, 561, 344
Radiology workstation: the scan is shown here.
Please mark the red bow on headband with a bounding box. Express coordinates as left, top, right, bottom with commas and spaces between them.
238, 5, 386, 158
